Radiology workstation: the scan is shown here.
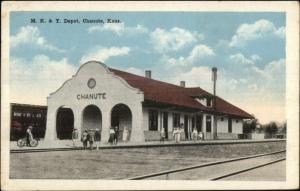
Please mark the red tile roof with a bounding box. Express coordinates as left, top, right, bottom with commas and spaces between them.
110, 68, 253, 119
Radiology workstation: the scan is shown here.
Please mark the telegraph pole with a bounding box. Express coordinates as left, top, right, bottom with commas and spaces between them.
212, 67, 218, 140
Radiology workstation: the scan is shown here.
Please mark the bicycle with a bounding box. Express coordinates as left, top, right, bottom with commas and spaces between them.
17, 137, 39, 148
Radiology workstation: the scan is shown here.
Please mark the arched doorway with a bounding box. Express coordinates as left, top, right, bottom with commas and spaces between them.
111, 104, 132, 141
56, 106, 74, 140
82, 105, 102, 132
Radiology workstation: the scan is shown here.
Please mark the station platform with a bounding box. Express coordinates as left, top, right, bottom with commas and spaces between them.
10, 139, 285, 151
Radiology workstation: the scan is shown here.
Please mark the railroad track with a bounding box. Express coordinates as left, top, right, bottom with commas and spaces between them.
10, 147, 83, 153
127, 150, 286, 180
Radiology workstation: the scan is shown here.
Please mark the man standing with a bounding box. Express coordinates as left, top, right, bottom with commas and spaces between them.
114, 126, 119, 145
26, 125, 33, 146
81, 130, 88, 150
94, 128, 101, 150
72, 128, 78, 147
173, 127, 180, 143
192, 128, 198, 142
160, 127, 166, 143
87, 129, 95, 150
108, 127, 115, 145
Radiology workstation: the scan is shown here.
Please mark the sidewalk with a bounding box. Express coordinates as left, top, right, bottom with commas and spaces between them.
10, 139, 285, 151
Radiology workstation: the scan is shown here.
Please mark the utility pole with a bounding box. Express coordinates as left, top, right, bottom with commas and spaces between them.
212, 67, 218, 140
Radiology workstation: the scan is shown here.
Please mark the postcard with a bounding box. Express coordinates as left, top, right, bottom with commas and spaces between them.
1, 1, 299, 190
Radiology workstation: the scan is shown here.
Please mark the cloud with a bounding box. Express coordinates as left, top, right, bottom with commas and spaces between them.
255, 58, 285, 80
229, 19, 285, 47
164, 66, 243, 94
248, 84, 258, 91
150, 27, 204, 53
124, 67, 144, 76
10, 55, 77, 105
167, 44, 214, 66
88, 23, 148, 35
229, 53, 285, 83
274, 26, 286, 38
80, 46, 130, 64
10, 25, 65, 52
229, 53, 255, 65
164, 66, 211, 89
250, 54, 262, 62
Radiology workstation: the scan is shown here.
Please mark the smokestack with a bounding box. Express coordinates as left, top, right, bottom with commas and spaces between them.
212, 67, 218, 140
145, 70, 151, 79
180, 81, 185, 87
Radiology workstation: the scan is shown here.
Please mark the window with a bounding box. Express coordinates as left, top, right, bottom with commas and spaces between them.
173, 113, 180, 128
228, 118, 232, 133
148, 109, 158, 131
206, 116, 212, 132
192, 116, 196, 131
207, 98, 212, 107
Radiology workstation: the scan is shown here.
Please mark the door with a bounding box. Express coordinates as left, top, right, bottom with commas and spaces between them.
196, 115, 203, 132
184, 115, 189, 139
228, 118, 232, 133
163, 112, 168, 139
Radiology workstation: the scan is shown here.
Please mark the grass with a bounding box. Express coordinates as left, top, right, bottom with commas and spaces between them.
10, 141, 286, 179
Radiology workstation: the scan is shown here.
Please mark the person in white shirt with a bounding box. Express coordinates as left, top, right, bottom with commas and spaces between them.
160, 127, 166, 143
198, 131, 203, 141
123, 126, 129, 142
192, 128, 198, 142
108, 127, 115, 145
26, 125, 33, 146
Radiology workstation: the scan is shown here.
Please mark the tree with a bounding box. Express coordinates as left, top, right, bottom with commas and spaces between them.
264, 121, 278, 138
280, 121, 287, 134
243, 118, 258, 133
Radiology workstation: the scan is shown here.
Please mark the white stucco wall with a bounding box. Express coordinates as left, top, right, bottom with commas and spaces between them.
45, 61, 144, 143
195, 98, 207, 106
216, 116, 243, 134
216, 116, 229, 133
232, 118, 243, 134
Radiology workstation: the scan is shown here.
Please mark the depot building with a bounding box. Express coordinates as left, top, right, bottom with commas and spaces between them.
44, 61, 253, 143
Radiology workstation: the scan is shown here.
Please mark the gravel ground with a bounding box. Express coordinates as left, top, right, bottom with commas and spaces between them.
10, 141, 286, 179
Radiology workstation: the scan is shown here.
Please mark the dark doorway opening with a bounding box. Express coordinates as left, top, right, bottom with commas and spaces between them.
82, 105, 102, 132
111, 104, 132, 141
56, 107, 74, 139
184, 115, 189, 139
163, 112, 168, 139
196, 115, 203, 132
228, 118, 232, 133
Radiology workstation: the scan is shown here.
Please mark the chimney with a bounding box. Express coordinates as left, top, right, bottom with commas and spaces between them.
180, 81, 186, 87
145, 70, 151, 79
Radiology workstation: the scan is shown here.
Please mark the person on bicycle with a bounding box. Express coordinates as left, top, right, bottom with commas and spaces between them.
26, 125, 33, 146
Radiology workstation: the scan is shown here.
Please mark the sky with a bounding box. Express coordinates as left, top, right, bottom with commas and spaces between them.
9, 12, 286, 124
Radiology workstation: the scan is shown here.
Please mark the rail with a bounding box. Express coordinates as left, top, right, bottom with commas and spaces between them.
211, 157, 285, 180
127, 150, 286, 180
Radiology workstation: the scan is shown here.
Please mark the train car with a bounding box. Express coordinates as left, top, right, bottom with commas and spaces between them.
10, 103, 47, 141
